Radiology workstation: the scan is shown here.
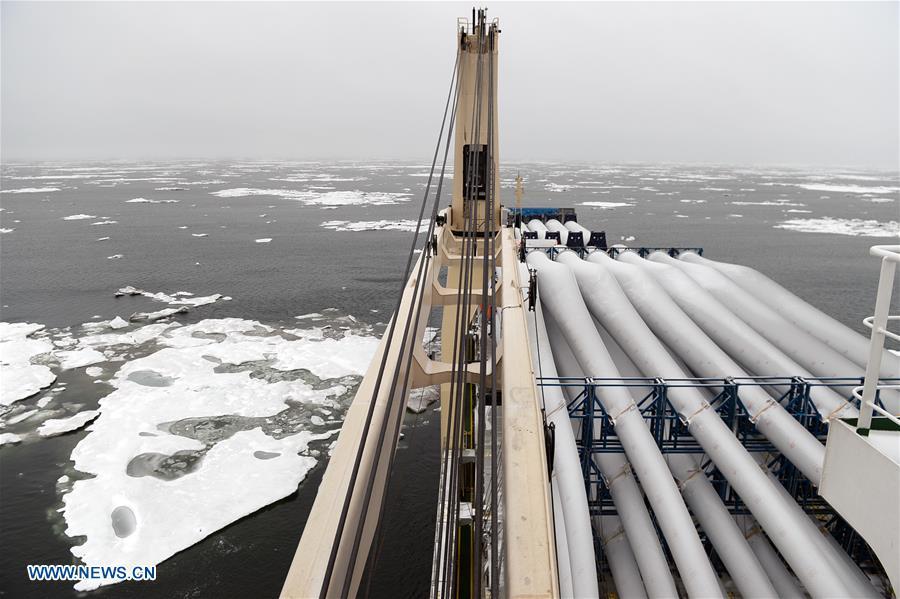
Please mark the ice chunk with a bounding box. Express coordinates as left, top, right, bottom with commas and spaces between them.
85, 367, 104, 377
580, 201, 634, 209
191, 233, 208, 238
129, 307, 189, 322
90, 220, 118, 226
62, 214, 97, 221
109, 317, 128, 330
0, 432, 23, 446
38, 410, 101, 437
55, 348, 105, 370
126, 198, 179, 204
255, 238, 273, 243
107, 254, 123, 260
1, 187, 61, 193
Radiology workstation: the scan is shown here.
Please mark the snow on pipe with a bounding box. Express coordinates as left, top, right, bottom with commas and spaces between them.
619, 252, 857, 419
583, 250, 826, 484
736, 516, 806, 599
527, 251, 723, 598
590, 316, 777, 598
556, 252, 855, 598
546, 319, 676, 598
523, 282, 600, 599
594, 517, 648, 599
680, 252, 900, 380
660, 252, 900, 412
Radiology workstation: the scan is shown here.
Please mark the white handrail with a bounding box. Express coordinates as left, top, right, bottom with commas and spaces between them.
862, 315, 900, 343
857, 246, 899, 434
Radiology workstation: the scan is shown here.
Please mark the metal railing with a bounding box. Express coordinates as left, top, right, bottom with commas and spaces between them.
856, 245, 900, 434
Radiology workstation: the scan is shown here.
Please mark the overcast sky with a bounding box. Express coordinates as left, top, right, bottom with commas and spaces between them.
2, 2, 898, 167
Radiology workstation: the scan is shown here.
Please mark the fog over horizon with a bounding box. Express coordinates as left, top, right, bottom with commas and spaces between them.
2, 2, 898, 169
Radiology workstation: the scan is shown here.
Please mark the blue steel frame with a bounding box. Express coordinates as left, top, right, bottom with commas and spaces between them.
539, 375, 898, 565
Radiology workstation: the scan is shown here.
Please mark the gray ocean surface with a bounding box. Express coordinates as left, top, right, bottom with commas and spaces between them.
0, 160, 898, 598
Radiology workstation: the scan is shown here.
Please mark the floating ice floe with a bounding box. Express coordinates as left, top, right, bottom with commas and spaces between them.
85, 367, 104, 377
96, 237, 110, 241
863, 197, 896, 203
580, 201, 634, 209
91, 220, 118, 226
774, 217, 899, 238
731, 200, 805, 207
255, 238, 273, 243
115, 286, 223, 308
785, 209, 812, 214
0, 322, 57, 405
796, 183, 900, 194
55, 348, 105, 370
61, 317, 376, 590
107, 254, 123, 260
295, 312, 323, 320
320, 219, 428, 233
1, 187, 61, 194
38, 410, 101, 437
191, 233, 208, 238
0, 228, 14, 233
63, 214, 97, 221
126, 198, 179, 204
0, 432, 23, 446
109, 316, 129, 329
79, 322, 176, 349
210, 188, 410, 206
130, 307, 189, 322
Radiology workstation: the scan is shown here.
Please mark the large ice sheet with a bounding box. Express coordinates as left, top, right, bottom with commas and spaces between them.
0, 322, 57, 405
320, 219, 429, 232
210, 188, 410, 206
60, 318, 377, 590
774, 217, 899, 237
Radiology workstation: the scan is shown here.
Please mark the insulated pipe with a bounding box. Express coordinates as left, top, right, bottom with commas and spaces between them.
661, 252, 900, 412
752, 453, 878, 599
595, 517, 648, 599
680, 252, 900, 378
545, 219, 569, 245
558, 251, 854, 598
547, 316, 676, 599
670, 456, 778, 599
528, 219, 549, 239
564, 221, 591, 236
591, 317, 777, 598
736, 516, 805, 599
525, 295, 600, 599
551, 483, 575, 599
527, 251, 722, 598
584, 250, 826, 484
621, 252, 857, 419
